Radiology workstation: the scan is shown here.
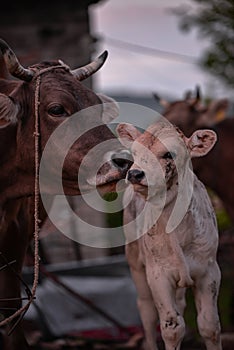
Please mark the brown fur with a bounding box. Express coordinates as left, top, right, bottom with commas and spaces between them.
0, 60, 126, 349
163, 96, 234, 222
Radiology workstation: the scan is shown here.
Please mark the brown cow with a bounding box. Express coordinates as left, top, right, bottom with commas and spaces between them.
118, 120, 222, 350
0, 39, 129, 349
154, 89, 234, 222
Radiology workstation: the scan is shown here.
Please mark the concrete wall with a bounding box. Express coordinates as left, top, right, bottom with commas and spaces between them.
0, 0, 104, 88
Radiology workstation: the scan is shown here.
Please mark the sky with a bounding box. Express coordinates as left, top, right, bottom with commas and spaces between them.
90, 0, 229, 99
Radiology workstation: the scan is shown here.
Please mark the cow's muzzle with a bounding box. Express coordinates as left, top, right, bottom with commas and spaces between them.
111, 150, 133, 171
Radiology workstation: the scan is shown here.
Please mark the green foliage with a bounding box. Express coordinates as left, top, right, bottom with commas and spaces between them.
216, 208, 232, 231
184, 289, 197, 331
104, 192, 123, 228
103, 192, 118, 202
184, 279, 233, 332
218, 278, 233, 329
174, 0, 234, 87
206, 188, 232, 231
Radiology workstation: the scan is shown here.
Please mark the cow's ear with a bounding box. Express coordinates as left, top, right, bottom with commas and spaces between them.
116, 123, 141, 148
187, 129, 217, 158
152, 92, 170, 108
97, 93, 119, 123
0, 93, 19, 128
207, 99, 228, 124
198, 99, 229, 127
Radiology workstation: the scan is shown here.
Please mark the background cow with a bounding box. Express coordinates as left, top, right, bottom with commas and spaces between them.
0, 39, 129, 349
117, 120, 222, 350
154, 88, 234, 223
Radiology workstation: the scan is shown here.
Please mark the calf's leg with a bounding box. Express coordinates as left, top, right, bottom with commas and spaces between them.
175, 288, 186, 316
147, 270, 185, 350
193, 262, 222, 350
129, 265, 158, 350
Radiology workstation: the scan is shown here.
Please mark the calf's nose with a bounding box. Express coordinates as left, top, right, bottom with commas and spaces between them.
127, 169, 145, 184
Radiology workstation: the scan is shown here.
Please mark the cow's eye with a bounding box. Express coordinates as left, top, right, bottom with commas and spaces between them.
48, 104, 67, 117
162, 152, 176, 160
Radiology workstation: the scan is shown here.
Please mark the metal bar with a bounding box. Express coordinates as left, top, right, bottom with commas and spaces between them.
0, 252, 34, 334
39, 263, 134, 337
0, 297, 34, 302
0, 253, 33, 300
0, 260, 16, 272
8, 308, 28, 335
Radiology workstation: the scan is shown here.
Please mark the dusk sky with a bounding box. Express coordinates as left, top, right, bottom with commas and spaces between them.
91, 0, 229, 99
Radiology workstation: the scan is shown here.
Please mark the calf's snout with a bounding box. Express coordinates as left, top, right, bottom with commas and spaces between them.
127, 169, 145, 184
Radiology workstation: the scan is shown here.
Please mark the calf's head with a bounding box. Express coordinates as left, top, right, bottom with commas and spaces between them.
117, 120, 217, 202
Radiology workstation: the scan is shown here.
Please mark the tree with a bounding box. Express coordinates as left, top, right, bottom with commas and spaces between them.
174, 0, 234, 88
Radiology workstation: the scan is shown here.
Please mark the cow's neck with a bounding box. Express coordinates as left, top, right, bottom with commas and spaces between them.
0, 127, 17, 199
0, 125, 17, 160
0, 127, 35, 205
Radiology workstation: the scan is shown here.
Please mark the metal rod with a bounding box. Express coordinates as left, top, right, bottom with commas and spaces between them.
39, 263, 134, 337
0, 252, 34, 334
0, 260, 16, 272
0, 297, 35, 302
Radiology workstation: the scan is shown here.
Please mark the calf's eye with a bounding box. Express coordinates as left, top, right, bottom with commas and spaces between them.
162, 152, 176, 160
48, 104, 67, 117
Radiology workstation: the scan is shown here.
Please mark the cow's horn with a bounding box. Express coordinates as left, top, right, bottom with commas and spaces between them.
71, 51, 108, 81
195, 85, 201, 101
0, 39, 34, 82
188, 85, 202, 107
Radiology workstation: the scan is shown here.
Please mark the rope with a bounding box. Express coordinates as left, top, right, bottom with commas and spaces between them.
0, 63, 70, 331
0, 75, 41, 330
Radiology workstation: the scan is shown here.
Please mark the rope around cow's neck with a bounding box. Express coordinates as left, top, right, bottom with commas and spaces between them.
0, 63, 70, 331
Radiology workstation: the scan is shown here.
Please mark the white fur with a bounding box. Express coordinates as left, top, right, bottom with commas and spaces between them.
121, 122, 222, 350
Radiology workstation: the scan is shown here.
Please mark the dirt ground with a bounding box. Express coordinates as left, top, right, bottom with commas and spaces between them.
25, 331, 234, 350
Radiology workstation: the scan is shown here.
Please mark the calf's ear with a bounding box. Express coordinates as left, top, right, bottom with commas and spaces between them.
0, 93, 19, 128
187, 129, 217, 158
116, 123, 141, 148
97, 93, 119, 123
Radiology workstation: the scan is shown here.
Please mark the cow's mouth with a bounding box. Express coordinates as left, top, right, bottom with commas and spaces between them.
61, 152, 132, 196
88, 170, 126, 188
87, 152, 133, 191
97, 179, 122, 196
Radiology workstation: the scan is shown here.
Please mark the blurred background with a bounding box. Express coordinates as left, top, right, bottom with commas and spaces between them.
92, 0, 233, 99
1, 0, 234, 349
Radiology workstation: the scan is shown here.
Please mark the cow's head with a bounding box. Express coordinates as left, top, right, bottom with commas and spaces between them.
0, 39, 130, 200
154, 87, 228, 136
116, 120, 217, 202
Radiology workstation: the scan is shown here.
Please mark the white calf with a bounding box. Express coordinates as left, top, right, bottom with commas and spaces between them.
117, 120, 222, 350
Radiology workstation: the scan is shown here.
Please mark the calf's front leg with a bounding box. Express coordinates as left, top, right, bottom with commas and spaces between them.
130, 265, 159, 350
146, 269, 185, 350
